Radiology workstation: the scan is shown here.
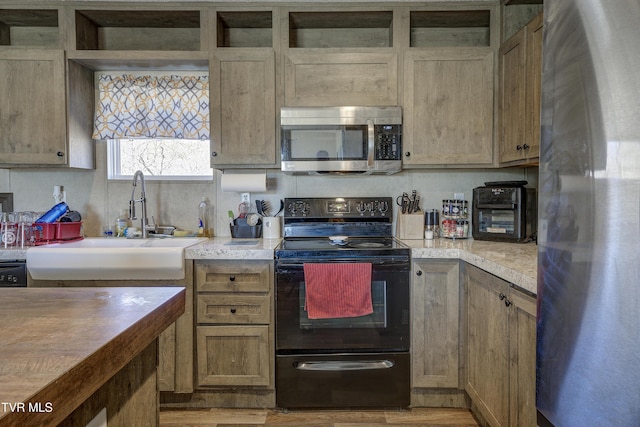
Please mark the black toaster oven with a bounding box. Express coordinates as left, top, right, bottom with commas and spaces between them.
472, 182, 537, 243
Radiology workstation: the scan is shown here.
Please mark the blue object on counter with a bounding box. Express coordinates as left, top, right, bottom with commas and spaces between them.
35, 202, 69, 223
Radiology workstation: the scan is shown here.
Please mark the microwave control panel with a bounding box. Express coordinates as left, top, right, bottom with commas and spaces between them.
375, 125, 401, 160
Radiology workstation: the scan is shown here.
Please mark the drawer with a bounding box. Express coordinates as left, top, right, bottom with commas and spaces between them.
196, 325, 271, 387
197, 294, 270, 324
196, 260, 271, 293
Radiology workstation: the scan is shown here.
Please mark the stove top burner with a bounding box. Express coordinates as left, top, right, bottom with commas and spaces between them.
275, 237, 410, 263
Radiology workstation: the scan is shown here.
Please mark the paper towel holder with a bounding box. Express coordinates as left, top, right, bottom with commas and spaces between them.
220, 171, 268, 193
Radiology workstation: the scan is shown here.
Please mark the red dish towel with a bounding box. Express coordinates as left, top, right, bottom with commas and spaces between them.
303, 263, 373, 319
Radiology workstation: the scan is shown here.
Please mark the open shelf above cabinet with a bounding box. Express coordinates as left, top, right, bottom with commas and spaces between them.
75, 9, 201, 51
0, 8, 60, 47
217, 11, 272, 48
289, 11, 393, 48
410, 10, 491, 47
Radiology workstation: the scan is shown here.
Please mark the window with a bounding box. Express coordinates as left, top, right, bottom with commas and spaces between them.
107, 138, 212, 180
94, 73, 212, 180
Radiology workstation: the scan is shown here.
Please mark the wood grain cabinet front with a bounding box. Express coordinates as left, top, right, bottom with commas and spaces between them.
0, 51, 94, 168
463, 263, 536, 427
195, 260, 274, 389
498, 13, 543, 166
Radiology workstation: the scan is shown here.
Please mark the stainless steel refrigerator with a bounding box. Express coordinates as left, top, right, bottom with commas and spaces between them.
537, 1, 640, 426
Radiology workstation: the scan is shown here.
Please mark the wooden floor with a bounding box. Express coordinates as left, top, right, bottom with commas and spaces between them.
160, 408, 480, 426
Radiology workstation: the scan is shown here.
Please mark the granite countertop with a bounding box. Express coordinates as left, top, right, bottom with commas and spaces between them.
403, 239, 538, 294
186, 237, 538, 294
185, 236, 281, 260
0, 286, 185, 427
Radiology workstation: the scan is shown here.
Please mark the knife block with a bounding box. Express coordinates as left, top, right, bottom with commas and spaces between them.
396, 212, 424, 240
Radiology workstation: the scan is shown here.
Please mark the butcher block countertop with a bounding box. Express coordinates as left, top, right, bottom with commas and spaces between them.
0, 287, 185, 427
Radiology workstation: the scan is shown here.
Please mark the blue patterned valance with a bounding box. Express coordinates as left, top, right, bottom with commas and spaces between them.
92, 75, 209, 140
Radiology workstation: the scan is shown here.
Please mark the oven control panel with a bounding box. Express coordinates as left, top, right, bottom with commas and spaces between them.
285, 197, 391, 218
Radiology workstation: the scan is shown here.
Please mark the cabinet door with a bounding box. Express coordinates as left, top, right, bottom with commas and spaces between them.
211, 49, 276, 166
196, 325, 271, 387
284, 52, 398, 106
509, 290, 537, 427
403, 49, 494, 166
464, 264, 510, 427
499, 27, 527, 164
524, 13, 543, 163
0, 50, 67, 166
412, 259, 460, 388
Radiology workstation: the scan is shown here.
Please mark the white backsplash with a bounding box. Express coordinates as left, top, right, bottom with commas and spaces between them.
3, 141, 537, 237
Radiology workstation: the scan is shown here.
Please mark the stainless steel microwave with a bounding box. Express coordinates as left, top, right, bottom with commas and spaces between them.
280, 106, 402, 175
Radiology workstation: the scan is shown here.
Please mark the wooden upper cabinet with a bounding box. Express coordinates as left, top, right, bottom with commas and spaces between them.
0, 50, 94, 168
284, 51, 398, 106
403, 48, 494, 166
499, 13, 542, 165
283, 10, 398, 107
210, 48, 276, 167
0, 8, 94, 168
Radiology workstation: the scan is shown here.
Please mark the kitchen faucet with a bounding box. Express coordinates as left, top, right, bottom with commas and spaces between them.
129, 170, 148, 238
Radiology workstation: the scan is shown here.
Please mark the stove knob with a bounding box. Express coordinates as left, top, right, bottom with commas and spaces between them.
356, 202, 367, 215
287, 202, 298, 214
378, 201, 389, 215
302, 202, 311, 215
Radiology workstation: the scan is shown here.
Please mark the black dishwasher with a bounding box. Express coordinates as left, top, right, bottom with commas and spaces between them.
0, 260, 27, 287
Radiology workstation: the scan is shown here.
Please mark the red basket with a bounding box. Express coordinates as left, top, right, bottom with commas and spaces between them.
33, 222, 83, 244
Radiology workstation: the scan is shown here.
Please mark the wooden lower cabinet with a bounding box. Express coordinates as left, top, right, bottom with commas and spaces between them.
411, 259, 465, 407
195, 260, 274, 393
196, 325, 271, 387
412, 259, 460, 389
463, 263, 536, 427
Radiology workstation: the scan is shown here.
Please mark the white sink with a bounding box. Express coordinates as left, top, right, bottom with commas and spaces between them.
26, 237, 207, 281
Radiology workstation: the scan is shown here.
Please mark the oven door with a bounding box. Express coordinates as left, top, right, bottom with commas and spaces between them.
275, 255, 410, 353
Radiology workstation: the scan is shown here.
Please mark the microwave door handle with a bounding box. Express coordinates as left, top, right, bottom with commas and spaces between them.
367, 119, 375, 168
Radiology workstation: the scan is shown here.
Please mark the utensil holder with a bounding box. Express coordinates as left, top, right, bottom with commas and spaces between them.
230, 218, 262, 238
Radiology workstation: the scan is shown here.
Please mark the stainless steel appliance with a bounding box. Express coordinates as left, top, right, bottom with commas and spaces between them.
0, 260, 27, 287
472, 182, 536, 243
537, 1, 640, 425
275, 197, 410, 408
280, 106, 402, 175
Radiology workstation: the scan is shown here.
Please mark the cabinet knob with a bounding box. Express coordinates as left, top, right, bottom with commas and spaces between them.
416, 270, 422, 276
523, 144, 530, 150
405, 152, 411, 157
230, 308, 237, 314
56, 151, 64, 157
499, 293, 512, 307
516, 145, 523, 151
229, 275, 236, 281
211, 151, 218, 157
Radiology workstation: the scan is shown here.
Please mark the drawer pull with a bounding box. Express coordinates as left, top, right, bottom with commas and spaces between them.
229, 275, 236, 281
230, 308, 237, 314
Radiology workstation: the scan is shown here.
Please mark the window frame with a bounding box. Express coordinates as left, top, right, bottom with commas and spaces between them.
106, 138, 214, 182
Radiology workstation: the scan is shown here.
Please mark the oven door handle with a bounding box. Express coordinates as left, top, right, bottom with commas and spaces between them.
295, 360, 394, 371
